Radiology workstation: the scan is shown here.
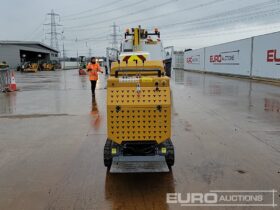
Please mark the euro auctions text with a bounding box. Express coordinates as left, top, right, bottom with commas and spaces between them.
166, 190, 278, 207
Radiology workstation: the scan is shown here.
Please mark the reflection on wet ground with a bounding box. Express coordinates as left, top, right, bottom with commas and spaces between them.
91, 96, 102, 130
0, 69, 279, 209
105, 172, 175, 209
174, 69, 280, 115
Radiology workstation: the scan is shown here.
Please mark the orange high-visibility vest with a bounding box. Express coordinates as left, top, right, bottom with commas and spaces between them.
87, 63, 102, 81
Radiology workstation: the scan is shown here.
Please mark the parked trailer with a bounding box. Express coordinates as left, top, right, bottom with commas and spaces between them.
182, 31, 280, 81
205, 38, 252, 76
184, 48, 205, 71
252, 31, 280, 79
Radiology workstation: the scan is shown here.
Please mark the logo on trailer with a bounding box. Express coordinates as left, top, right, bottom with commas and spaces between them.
210, 50, 240, 65
267, 49, 280, 65
210, 55, 222, 63
186, 55, 200, 64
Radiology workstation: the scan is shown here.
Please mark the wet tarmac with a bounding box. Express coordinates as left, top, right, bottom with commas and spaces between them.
0, 69, 279, 210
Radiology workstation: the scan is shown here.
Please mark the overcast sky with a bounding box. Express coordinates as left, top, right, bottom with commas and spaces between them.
1, 0, 280, 56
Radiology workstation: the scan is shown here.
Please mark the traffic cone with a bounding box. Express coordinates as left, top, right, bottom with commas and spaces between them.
9, 71, 17, 91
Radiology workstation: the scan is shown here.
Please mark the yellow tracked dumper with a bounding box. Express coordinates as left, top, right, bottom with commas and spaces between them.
24, 63, 38, 73
104, 26, 174, 173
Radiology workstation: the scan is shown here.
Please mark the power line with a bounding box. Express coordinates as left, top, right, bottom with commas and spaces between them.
160, 6, 280, 36
61, 0, 226, 32
162, 23, 280, 42
61, 1, 278, 46
63, 38, 109, 42
62, 0, 125, 19
63, 25, 110, 32
120, 0, 227, 27
52, 0, 280, 55
64, 0, 175, 26
61, 0, 227, 32
158, 0, 280, 30
62, 0, 149, 25
74, 0, 279, 37
24, 18, 46, 41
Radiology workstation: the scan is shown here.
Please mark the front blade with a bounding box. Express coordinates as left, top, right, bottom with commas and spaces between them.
110, 156, 169, 173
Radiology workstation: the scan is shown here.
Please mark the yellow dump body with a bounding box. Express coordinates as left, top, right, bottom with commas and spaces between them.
107, 60, 171, 145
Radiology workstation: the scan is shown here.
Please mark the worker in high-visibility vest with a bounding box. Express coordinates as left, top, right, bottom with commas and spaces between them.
87, 57, 103, 96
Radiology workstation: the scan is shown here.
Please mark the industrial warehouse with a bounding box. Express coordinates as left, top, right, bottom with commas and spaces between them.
0, 41, 59, 68
0, 0, 280, 210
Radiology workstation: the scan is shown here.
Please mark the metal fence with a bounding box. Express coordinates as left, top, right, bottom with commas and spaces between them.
0, 68, 12, 92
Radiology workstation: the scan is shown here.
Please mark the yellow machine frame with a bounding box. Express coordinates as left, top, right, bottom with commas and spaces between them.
104, 26, 174, 172
107, 60, 171, 145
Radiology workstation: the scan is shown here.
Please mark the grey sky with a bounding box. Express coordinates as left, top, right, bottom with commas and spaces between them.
1, 0, 280, 56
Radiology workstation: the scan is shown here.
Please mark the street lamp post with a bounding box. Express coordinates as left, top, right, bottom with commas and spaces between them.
38, 54, 42, 71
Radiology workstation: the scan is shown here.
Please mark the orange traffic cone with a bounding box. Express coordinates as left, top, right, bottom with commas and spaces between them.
9, 71, 17, 91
